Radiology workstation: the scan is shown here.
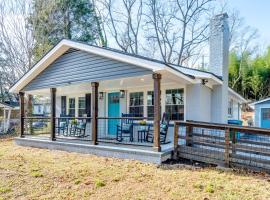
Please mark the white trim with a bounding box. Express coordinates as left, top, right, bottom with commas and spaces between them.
251, 97, 270, 106
228, 88, 247, 103
10, 39, 219, 93
259, 107, 270, 128
10, 41, 69, 93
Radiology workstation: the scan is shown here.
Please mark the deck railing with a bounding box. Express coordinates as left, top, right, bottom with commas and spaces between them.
174, 121, 270, 172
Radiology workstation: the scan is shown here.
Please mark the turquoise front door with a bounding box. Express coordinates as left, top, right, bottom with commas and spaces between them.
108, 92, 120, 135
261, 108, 270, 128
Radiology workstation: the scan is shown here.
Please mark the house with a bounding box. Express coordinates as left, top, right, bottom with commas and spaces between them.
32, 96, 51, 116
251, 97, 270, 128
9, 13, 246, 163
0, 101, 19, 133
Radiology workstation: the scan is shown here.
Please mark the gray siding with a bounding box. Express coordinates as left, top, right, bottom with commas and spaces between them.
255, 100, 270, 127
24, 49, 152, 91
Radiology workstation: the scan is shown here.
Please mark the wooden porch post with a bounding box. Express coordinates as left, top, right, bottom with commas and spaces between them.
19, 92, 25, 138
50, 88, 56, 141
91, 82, 99, 145
27, 95, 33, 135
153, 73, 161, 152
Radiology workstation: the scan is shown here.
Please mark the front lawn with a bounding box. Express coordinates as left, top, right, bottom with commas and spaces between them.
0, 139, 269, 200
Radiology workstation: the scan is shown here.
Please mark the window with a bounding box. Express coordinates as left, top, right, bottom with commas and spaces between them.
262, 108, 270, 120
78, 97, 86, 117
68, 98, 76, 117
165, 89, 184, 120
228, 99, 233, 116
129, 92, 144, 117
147, 91, 154, 118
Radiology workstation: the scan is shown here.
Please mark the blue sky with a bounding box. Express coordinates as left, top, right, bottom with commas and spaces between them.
227, 0, 270, 45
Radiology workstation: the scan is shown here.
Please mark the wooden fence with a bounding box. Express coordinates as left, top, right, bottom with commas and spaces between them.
174, 121, 270, 172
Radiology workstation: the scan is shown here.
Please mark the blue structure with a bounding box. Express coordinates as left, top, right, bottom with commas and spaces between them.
253, 98, 270, 128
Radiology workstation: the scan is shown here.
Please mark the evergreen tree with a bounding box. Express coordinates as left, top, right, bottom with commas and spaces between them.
29, 0, 104, 60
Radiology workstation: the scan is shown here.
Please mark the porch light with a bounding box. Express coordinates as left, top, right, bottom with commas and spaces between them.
202, 79, 208, 85
99, 92, 104, 100
120, 90, 125, 98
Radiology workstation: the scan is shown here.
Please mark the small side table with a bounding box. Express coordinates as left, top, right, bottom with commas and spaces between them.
137, 125, 150, 142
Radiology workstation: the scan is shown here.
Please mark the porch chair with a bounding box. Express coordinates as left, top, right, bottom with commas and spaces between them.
146, 113, 170, 144
56, 114, 69, 135
74, 119, 87, 137
116, 113, 134, 142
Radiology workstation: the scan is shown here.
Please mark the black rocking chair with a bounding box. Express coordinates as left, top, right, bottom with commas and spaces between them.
74, 120, 87, 137
146, 113, 170, 144
56, 114, 69, 135
116, 113, 134, 142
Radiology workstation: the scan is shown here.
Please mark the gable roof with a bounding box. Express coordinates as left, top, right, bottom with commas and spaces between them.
10, 39, 223, 93
228, 88, 247, 103
250, 97, 270, 105
0, 101, 19, 109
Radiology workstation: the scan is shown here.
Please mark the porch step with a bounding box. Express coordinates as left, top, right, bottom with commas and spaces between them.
14, 137, 172, 164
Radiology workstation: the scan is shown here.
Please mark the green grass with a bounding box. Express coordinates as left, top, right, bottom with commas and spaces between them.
0, 139, 269, 200
95, 179, 106, 188
0, 187, 11, 194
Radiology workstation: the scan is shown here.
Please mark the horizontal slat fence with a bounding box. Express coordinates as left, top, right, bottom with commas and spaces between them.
174, 121, 270, 172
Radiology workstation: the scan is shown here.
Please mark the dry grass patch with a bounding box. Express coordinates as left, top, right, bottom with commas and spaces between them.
0, 139, 269, 199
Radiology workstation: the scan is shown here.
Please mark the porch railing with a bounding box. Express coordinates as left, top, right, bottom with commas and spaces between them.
174, 121, 270, 172
55, 117, 92, 141
22, 116, 168, 148
97, 117, 155, 146
23, 117, 51, 136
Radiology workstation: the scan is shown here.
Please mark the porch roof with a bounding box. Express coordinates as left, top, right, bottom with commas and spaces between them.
10, 39, 223, 94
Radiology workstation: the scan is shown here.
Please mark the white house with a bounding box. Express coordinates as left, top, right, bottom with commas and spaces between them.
0, 102, 19, 133
10, 13, 245, 123
32, 97, 51, 116
9, 13, 248, 162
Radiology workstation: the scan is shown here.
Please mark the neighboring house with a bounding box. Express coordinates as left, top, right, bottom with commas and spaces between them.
251, 97, 270, 128
0, 101, 19, 133
32, 97, 50, 116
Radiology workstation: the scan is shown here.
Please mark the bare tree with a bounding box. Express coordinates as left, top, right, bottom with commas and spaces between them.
0, 0, 34, 101
226, 9, 258, 89
96, 0, 143, 54
144, 0, 213, 65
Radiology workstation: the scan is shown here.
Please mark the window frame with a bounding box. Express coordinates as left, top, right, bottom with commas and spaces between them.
165, 88, 184, 121
68, 97, 76, 117
78, 97, 86, 117
129, 91, 144, 117
228, 99, 233, 117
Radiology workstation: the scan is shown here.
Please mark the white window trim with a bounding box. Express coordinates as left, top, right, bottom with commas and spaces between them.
126, 84, 186, 121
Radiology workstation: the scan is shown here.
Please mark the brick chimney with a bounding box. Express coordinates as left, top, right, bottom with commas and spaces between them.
209, 13, 230, 123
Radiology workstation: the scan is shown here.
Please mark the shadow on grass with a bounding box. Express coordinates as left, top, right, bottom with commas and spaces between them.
159, 158, 270, 181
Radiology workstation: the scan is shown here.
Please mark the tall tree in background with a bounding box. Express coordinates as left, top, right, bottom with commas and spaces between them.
29, 0, 104, 60
96, 0, 143, 54
0, 0, 34, 102
145, 0, 213, 65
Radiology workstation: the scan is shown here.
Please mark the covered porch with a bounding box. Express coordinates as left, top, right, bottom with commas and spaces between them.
9, 40, 216, 163
17, 70, 191, 162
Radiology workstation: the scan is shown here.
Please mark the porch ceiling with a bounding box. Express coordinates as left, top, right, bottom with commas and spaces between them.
24, 72, 189, 96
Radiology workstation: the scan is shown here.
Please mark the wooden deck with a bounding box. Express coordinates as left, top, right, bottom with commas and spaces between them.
174, 121, 270, 173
